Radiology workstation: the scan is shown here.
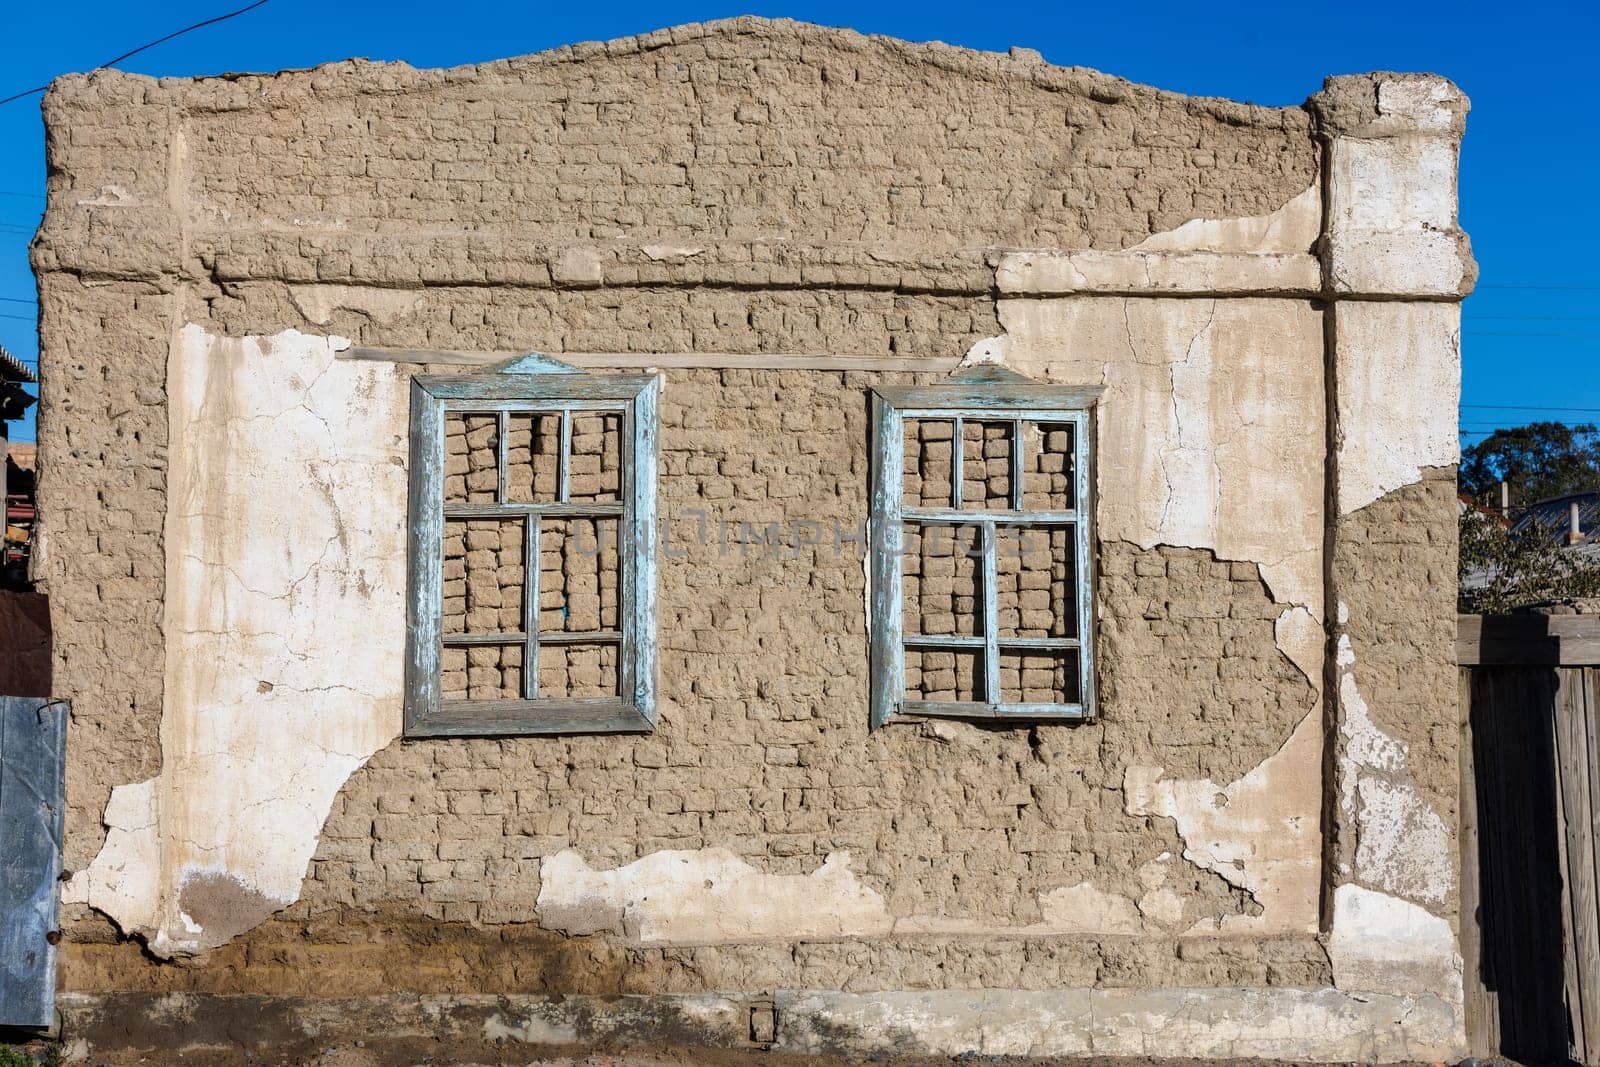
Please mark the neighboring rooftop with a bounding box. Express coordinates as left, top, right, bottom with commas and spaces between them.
0, 345, 37, 385
1513, 491, 1600, 547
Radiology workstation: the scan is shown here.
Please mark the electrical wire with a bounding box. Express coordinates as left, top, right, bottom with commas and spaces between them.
1477, 283, 1600, 292
0, 0, 272, 107
1463, 404, 1600, 413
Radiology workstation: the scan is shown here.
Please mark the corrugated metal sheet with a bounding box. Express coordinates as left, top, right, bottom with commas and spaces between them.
1514, 492, 1600, 547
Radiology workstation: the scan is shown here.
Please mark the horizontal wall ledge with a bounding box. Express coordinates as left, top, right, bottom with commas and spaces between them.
996, 249, 1322, 297
341, 348, 964, 372
57, 987, 1462, 1062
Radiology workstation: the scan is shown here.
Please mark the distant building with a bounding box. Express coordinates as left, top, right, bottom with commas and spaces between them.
1514, 490, 1600, 548
1, 344, 37, 588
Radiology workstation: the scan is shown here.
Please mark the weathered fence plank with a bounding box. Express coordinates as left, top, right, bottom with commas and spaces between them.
1554, 667, 1600, 1058
0, 697, 68, 1029
1462, 613, 1600, 1065
1460, 667, 1499, 1059
1463, 661, 1570, 1063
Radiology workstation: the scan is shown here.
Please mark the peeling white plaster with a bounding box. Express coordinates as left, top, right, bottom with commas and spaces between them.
783, 984, 1462, 1062
537, 848, 895, 943
1274, 606, 1323, 688
1033, 882, 1146, 935
1334, 301, 1461, 515
1376, 78, 1460, 130
76, 184, 139, 207
537, 847, 1225, 942
1334, 628, 1455, 908
1327, 884, 1461, 998
998, 296, 1325, 622
1131, 183, 1320, 254
996, 181, 1322, 296
1124, 709, 1321, 934
960, 334, 1008, 366
1325, 134, 1468, 296
639, 243, 705, 261
288, 284, 422, 327
1353, 778, 1452, 907
69, 326, 410, 957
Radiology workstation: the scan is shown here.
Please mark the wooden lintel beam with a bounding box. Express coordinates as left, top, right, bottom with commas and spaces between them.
341, 347, 964, 373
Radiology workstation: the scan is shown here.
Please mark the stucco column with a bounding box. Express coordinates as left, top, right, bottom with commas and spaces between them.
1313, 74, 1473, 1007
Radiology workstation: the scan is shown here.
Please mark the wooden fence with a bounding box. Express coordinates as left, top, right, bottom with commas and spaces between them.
1461, 613, 1600, 1064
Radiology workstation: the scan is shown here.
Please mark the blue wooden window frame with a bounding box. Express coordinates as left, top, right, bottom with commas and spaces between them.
869, 367, 1100, 728
404, 354, 658, 737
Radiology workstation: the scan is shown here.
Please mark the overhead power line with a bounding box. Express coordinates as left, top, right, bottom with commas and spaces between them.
1478, 283, 1600, 292
0, 0, 272, 107
1465, 330, 1600, 340
1470, 315, 1600, 323
1462, 404, 1600, 413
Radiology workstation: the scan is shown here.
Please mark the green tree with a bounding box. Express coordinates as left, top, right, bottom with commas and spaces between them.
1460, 421, 1600, 506
1460, 507, 1600, 614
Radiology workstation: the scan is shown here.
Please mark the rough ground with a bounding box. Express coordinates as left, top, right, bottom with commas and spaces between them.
18, 1042, 1448, 1067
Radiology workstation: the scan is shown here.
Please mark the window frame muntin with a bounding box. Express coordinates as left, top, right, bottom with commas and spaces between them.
403, 363, 658, 738
869, 379, 1099, 728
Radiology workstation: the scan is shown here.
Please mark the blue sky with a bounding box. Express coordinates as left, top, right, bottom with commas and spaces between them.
2, 0, 1597, 444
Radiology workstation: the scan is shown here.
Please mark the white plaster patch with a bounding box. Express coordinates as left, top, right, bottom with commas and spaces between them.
639, 243, 705, 261
1131, 183, 1320, 254
1123, 709, 1321, 934
1034, 881, 1146, 935
537, 848, 895, 943
72, 326, 411, 957
782, 984, 1462, 1062
1334, 302, 1460, 515
1353, 778, 1452, 907
960, 334, 1008, 366
1335, 627, 1455, 908
1327, 884, 1461, 998
998, 296, 1325, 622
1377, 78, 1459, 131
540, 847, 1207, 941
1274, 606, 1323, 688
76, 184, 138, 207
1323, 113, 1471, 295
288, 284, 422, 327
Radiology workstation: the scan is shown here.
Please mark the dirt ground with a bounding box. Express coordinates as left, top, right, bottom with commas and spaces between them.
3, 1037, 1459, 1067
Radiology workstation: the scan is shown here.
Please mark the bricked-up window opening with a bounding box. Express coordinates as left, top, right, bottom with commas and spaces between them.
404, 354, 658, 736
869, 367, 1099, 727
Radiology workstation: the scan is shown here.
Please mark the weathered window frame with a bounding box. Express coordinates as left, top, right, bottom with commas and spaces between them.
869, 367, 1100, 727
404, 353, 658, 737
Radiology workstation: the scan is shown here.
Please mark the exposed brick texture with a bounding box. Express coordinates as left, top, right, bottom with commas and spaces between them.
36, 18, 1344, 997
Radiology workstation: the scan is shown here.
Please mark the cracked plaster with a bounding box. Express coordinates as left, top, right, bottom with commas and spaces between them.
65, 326, 411, 957
1124, 709, 1321, 934
538, 848, 1228, 943
1333, 621, 1454, 907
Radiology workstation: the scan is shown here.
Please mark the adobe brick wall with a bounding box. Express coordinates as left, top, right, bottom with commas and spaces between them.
32, 17, 1466, 1056
59, 365, 1326, 993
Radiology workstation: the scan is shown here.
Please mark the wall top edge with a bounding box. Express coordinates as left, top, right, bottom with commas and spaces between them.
42, 16, 1316, 133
